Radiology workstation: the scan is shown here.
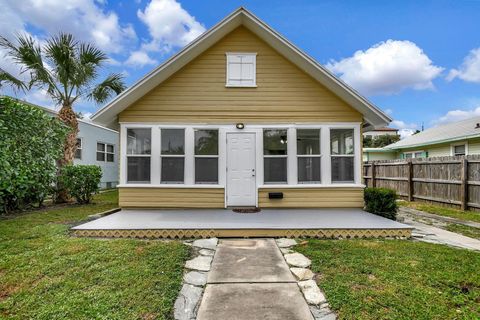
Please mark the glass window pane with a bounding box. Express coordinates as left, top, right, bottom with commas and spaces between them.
96, 152, 105, 161
264, 157, 287, 183
298, 157, 320, 183
107, 144, 114, 153
127, 157, 150, 183
264, 129, 288, 155
404, 153, 413, 159
414, 152, 423, 158
97, 143, 105, 152
107, 153, 114, 162
161, 129, 184, 155
161, 157, 184, 183
330, 129, 354, 155
195, 158, 218, 184
331, 157, 354, 182
75, 148, 82, 159
195, 130, 218, 155
297, 129, 320, 155
454, 145, 465, 155
76, 138, 82, 148
127, 128, 151, 155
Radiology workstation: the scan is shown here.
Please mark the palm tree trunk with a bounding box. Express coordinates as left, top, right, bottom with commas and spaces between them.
55, 103, 79, 203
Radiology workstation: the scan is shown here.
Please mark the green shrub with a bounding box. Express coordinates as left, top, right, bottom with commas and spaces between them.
59, 165, 102, 204
0, 97, 69, 214
364, 187, 398, 220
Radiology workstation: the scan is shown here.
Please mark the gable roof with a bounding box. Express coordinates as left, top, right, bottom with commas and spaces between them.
386, 116, 480, 150
92, 7, 391, 129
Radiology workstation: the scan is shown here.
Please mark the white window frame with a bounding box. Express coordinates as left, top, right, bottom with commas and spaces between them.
451, 142, 468, 156
75, 138, 82, 160
225, 52, 257, 87
96, 142, 115, 163
403, 150, 425, 159
263, 128, 289, 184
119, 123, 362, 190
160, 128, 186, 184
296, 128, 322, 184
329, 128, 356, 184
125, 127, 152, 184
194, 129, 220, 184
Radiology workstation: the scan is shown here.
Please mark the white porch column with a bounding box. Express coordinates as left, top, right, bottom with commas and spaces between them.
321, 127, 331, 184
287, 127, 297, 185
151, 126, 161, 185
184, 127, 195, 185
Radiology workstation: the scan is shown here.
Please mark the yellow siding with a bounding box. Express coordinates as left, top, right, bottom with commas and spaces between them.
119, 188, 225, 208
258, 187, 364, 208
119, 26, 362, 123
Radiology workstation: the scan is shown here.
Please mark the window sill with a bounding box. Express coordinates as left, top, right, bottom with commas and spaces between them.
258, 184, 365, 189
118, 184, 224, 188
225, 84, 257, 88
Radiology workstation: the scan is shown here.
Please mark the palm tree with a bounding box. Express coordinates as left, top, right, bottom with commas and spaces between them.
0, 33, 126, 202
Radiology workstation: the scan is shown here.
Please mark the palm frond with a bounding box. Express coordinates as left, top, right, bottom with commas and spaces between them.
0, 34, 62, 100
87, 73, 126, 104
44, 33, 78, 95
0, 68, 26, 92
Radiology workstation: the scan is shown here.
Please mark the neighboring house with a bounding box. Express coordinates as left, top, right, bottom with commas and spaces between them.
92, 8, 390, 209
363, 127, 399, 139
4, 96, 119, 189
363, 148, 397, 161
371, 116, 480, 160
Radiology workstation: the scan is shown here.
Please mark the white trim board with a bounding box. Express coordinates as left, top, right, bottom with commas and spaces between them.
92, 7, 390, 129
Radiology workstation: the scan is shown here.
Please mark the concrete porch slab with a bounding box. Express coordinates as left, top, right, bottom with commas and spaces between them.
208, 239, 295, 283
71, 208, 412, 239
196, 283, 313, 320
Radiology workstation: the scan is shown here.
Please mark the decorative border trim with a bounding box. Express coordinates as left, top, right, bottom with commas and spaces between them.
72, 228, 412, 239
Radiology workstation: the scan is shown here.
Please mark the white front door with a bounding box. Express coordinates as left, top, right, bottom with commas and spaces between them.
226, 133, 256, 207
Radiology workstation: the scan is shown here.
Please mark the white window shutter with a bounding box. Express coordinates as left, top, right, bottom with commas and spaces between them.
226, 53, 256, 87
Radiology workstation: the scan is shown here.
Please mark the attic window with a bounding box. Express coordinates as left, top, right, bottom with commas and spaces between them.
226, 53, 256, 87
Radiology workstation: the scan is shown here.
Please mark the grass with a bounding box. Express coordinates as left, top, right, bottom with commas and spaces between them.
400, 201, 480, 223
0, 190, 189, 320
446, 224, 480, 240
296, 239, 480, 320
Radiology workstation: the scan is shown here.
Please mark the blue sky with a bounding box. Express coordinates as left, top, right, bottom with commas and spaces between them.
2, 0, 480, 137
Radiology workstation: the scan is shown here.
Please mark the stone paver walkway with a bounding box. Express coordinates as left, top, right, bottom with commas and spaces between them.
197, 239, 313, 320
405, 218, 480, 251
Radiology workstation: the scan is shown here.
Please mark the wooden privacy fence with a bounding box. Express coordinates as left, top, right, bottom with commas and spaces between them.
363, 155, 480, 211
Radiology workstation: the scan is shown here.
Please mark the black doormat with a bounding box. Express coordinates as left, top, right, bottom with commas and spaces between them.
232, 207, 261, 214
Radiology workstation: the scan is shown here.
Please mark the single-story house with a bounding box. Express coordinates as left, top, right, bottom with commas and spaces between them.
4, 96, 119, 189
373, 116, 480, 160
72, 8, 413, 239
91, 7, 391, 210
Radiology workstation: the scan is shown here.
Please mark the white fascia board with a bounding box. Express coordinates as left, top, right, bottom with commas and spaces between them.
92, 7, 391, 129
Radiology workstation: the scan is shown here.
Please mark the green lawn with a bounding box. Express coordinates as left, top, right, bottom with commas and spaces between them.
400, 201, 480, 223
446, 224, 480, 240
296, 239, 480, 320
0, 190, 189, 320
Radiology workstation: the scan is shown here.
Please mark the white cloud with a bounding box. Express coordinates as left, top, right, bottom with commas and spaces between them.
433, 106, 480, 126
125, 51, 158, 67
327, 40, 444, 96
137, 0, 205, 53
390, 120, 418, 138
447, 48, 480, 83
2, 0, 136, 53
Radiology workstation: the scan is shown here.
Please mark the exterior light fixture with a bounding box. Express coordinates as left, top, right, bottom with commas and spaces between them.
236, 123, 245, 129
